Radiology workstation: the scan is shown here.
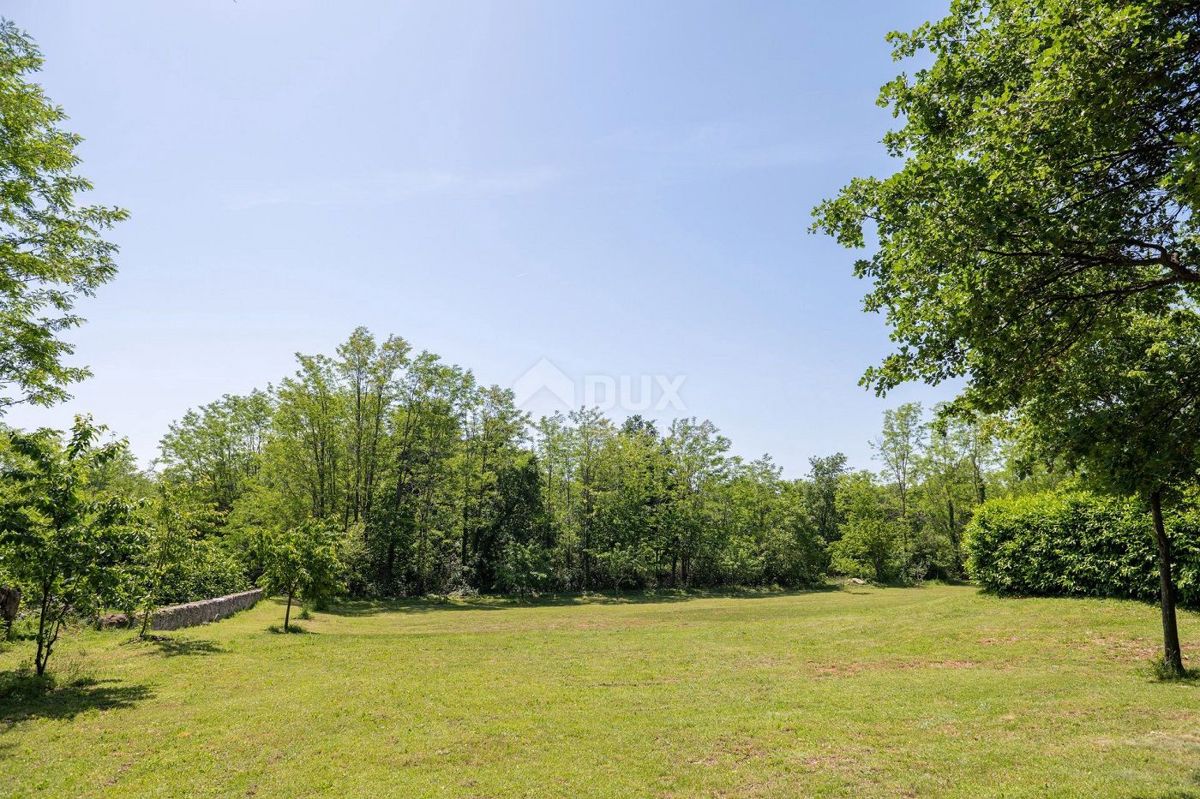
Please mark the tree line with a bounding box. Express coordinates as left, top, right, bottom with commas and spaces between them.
0, 323, 1040, 673
153, 328, 1018, 598
3, 2, 1199, 681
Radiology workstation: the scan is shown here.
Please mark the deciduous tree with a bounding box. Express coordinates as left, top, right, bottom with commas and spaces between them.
814, 0, 1200, 674
260, 519, 343, 632
0, 21, 127, 410
0, 417, 140, 674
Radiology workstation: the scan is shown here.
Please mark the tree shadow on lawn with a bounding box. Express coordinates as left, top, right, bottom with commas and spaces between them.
266, 620, 314, 635
1141, 661, 1200, 686
0, 671, 152, 726
122, 634, 227, 658
324, 584, 843, 618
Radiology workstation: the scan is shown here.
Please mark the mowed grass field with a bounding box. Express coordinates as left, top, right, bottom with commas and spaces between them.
1, 585, 1199, 798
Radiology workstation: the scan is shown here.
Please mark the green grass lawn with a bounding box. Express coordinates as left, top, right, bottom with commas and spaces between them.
1, 584, 1198, 798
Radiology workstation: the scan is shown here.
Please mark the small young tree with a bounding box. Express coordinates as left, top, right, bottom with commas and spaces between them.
259, 519, 343, 631
0, 416, 140, 675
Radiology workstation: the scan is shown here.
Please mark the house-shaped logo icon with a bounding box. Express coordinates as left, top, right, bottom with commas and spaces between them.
512, 358, 576, 411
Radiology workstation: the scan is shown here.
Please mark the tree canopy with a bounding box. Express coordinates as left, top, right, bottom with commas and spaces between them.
0, 20, 126, 410
0, 416, 139, 674
814, 0, 1200, 675
812, 0, 1200, 409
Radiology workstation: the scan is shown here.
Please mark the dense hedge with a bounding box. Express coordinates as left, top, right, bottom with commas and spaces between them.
964, 492, 1200, 609
153, 539, 249, 606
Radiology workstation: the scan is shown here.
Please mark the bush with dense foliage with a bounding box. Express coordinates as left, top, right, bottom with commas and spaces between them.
150, 539, 247, 606
259, 519, 344, 631
965, 492, 1200, 609
0, 418, 142, 674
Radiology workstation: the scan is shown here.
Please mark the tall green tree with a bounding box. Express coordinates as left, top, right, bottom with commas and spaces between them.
0, 21, 127, 410
568, 407, 613, 591
873, 403, 925, 520
805, 453, 848, 546
336, 328, 409, 528
459, 385, 528, 582
918, 411, 979, 576
590, 419, 669, 590
831, 471, 904, 583
484, 452, 550, 593
273, 354, 346, 522
814, 0, 1200, 673
158, 390, 273, 512
663, 418, 729, 587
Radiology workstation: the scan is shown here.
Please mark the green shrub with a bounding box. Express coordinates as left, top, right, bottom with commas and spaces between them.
153, 538, 248, 606
830, 517, 905, 583
495, 540, 551, 596
964, 491, 1200, 608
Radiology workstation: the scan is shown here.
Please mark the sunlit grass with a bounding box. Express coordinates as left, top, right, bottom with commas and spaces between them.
1, 584, 1198, 798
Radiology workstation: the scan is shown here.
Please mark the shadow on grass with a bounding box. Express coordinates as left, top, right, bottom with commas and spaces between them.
0, 671, 152, 725
1142, 660, 1200, 685
267, 623, 312, 634
127, 635, 226, 658
323, 584, 844, 618
838, 579, 971, 591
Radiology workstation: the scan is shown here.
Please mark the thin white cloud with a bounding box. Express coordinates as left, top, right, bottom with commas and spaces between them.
225, 166, 562, 210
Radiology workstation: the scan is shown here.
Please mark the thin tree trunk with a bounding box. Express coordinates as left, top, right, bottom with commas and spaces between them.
38, 609, 64, 677
947, 498, 961, 575
461, 455, 470, 569
972, 457, 986, 505
47, 615, 62, 663
1150, 490, 1184, 676
35, 585, 49, 676
284, 590, 294, 632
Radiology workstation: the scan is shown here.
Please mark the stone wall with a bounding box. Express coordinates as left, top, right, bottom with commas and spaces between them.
151, 588, 264, 631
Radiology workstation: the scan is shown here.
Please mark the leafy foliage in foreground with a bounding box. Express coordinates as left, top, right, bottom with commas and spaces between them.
966, 490, 1200, 608
812, 0, 1200, 403
813, 0, 1200, 674
0, 20, 126, 411
0, 417, 141, 674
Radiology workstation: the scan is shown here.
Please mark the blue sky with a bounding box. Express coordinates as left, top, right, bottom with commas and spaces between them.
6, 0, 957, 475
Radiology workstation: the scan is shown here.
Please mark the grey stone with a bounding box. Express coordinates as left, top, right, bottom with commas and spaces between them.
151, 588, 263, 631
